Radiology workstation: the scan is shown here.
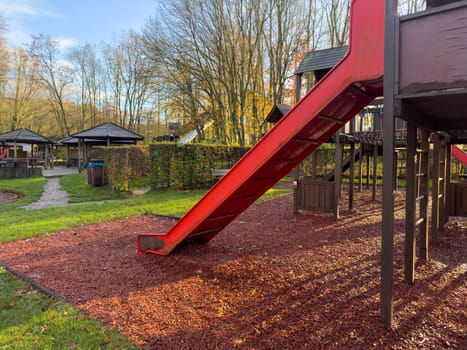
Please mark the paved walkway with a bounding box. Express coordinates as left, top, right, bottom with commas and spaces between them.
22, 166, 149, 210
42, 166, 79, 177
22, 177, 70, 210
21, 167, 79, 210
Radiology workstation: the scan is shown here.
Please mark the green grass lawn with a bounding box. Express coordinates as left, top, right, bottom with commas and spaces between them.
0, 268, 138, 350
0, 189, 209, 242
0, 175, 288, 243
0, 177, 46, 210
60, 174, 125, 202
0, 175, 289, 348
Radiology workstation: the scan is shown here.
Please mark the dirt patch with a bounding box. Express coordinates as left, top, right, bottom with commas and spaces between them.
0, 191, 21, 204
0, 191, 465, 349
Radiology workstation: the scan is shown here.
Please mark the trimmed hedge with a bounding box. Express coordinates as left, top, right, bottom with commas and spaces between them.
103, 145, 150, 192
150, 143, 250, 190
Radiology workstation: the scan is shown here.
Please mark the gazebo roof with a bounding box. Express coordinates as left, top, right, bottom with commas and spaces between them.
0, 128, 53, 144
265, 104, 292, 124
57, 136, 139, 146
71, 122, 144, 141
295, 46, 348, 74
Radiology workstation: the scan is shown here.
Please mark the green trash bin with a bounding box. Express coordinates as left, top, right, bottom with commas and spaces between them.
87, 162, 104, 186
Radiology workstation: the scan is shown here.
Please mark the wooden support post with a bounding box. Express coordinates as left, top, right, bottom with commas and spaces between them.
334, 131, 342, 220
295, 73, 302, 104
66, 145, 70, 166
44, 145, 48, 170
405, 121, 417, 284
293, 164, 300, 215
358, 144, 363, 192
381, 0, 397, 327
50, 145, 54, 169
372, 144, 378, 201
366, 154, 370, 189
431, 134, 440, 244
293, 72, 303, 216
394, 151, 398, 191
339, 142, 344, 198
349, 143, 355, 210
439, 140, 447, 228
445, 144, 451, 224
419, 129, 429, 260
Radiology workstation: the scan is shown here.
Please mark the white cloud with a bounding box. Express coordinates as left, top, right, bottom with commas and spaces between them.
0, 0, 63, 46
0, 0, 62, 18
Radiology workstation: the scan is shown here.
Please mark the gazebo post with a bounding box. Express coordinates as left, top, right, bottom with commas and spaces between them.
66, 145, 71, 167
78, 139, 83, 172
44, 144, 48, 170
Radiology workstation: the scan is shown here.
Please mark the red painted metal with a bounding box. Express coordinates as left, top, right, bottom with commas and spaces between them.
452, 145, 467, 166
138, 0, 385, 256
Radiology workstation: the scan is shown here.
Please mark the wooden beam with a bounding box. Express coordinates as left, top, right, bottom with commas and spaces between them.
439, 140, 447, 227
445, 144, 452, 224
405, 120, 417, 284
334, 130, 342, 220
431, 134, 440, 244
358, 144, 363, 192
419, 129, 429, 260
349, 143, 355, 210
372, 145, 378, 201
381, 0, 398, 328
398, 99, 436, 131
295, 73, 302, 104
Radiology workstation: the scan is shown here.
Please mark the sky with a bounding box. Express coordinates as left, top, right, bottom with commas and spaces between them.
0, 0, 159, 49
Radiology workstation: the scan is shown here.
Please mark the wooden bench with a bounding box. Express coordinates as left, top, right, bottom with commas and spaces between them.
210, 168, 230, 178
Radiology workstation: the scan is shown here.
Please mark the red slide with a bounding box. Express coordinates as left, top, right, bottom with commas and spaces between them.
452, 145, 467, 166
138, 0, 385, 255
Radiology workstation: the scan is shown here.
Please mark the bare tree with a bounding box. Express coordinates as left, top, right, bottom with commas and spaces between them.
0, 15, 8, 130
322, 0, 351, 47
103, 32, 155, 132
0, 15, 7, 88
144, 0, 329, 145
265, 0, 324, 105
8, 48, 42, 130
399, 0, 426, 14
28, 34, 73, 136
68, 44, 102, 129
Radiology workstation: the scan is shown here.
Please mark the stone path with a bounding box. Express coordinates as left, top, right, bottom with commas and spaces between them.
22, 177, 69, 210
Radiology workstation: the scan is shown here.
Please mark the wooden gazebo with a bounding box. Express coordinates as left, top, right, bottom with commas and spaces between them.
0, 128, 54, 178
69, 122, 144, 170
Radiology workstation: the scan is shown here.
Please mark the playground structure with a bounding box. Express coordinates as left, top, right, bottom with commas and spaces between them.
293, 46, 467, 215
139, 0, 467, 327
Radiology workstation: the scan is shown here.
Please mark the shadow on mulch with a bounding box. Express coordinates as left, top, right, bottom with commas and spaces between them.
0, 191, 465, 349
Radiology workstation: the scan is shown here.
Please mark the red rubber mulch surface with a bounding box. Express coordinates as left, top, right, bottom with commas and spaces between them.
0, 191, 465, 349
